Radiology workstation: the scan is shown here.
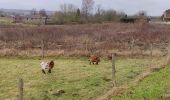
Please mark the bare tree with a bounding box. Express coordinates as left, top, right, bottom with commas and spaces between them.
137, 11, 147, 17
39, 9, 47, 17
102, 9, 117, 21
81, 0, 94, 19
0, 10, 5, 17
94, 5, 104, 22
30, 8, 37, 16
60, 4, 77, 15
95, 4, 103, 16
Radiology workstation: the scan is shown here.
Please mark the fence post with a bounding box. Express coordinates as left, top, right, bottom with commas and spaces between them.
130, 37, 135, 57
18, 77, 24, 100
167, 40, 170, 64
41, 40, 45, 58
150, 43, 153, 57
112, 53, 116, 87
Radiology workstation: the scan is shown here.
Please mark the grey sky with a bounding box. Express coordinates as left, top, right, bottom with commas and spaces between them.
0, 0, 169, 16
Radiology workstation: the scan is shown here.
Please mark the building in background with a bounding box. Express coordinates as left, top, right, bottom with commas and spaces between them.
162, 9, 170, 21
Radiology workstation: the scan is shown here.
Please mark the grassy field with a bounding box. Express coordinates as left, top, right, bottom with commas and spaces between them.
0, 17, 13, 25
113, 64, 170, 100
0, 57, 161, 100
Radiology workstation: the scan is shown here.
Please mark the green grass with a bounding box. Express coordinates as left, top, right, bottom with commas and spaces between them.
0, 17, 13, 25
113, 64, 170, 100
0, 17, 38, 26
0, 57, 160, 100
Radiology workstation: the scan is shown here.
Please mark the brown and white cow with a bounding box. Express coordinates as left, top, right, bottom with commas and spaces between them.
89, 55, 100, 65
40, 60, 54, 74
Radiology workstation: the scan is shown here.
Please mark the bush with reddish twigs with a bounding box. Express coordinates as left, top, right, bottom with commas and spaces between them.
0, 23, 169, 57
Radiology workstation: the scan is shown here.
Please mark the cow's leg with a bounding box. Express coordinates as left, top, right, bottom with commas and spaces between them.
48, 69, 51, 73
42, 69, 46, 74
89, 61, 91, 65
92, 62, 94, 65
96, 61, 98, 65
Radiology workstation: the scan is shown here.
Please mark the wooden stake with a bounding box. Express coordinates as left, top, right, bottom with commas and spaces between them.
41, 40, 45, 58
131, 37, 135, 57
112, 53, 116, 87
167, 40, 170, 63
18, 77, 24, 100
150, 43, 153, 57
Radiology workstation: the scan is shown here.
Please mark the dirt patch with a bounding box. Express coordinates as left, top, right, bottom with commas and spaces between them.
96, 87, 127, 100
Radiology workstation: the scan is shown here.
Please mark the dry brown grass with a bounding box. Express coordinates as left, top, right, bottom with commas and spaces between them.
0, 22, 170, 57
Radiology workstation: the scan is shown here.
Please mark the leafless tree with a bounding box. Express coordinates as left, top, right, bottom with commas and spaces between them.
95, 4, 103, 16
39, 9, 47, 17
60, 4, 77, 15
102, 9, 117, 21
137, 11, 147, 17
0, 10, 5, 17
30, 8, 37, 16
81, 0, 94, 19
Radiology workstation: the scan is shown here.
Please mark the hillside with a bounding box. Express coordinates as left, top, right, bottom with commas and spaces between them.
113, 65, 170, 99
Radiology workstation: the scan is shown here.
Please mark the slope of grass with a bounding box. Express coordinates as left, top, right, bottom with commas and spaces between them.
0, 57, 160, 100
113, 64, 170, 100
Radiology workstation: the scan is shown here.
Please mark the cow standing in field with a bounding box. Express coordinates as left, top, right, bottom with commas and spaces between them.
40, 61, 54, 74
89, 55, 100, 65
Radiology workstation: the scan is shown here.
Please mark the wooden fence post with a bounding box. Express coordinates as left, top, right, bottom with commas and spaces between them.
41, 40, 45, 58
150, 43, 153, 57
130, 37, 135, 57
167, 40, 170, 64
18, 77, 24, 100
149, 43, 153, 69
112, 53, 116, 87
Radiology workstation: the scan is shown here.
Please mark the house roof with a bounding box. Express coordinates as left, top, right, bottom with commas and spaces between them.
165, 9, 170, 13
163, 9, 170, 18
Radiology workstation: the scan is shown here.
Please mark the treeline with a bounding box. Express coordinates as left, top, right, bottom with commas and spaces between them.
30, 0, 128, 24
51, 3, 126, 24
0, 0, 149, 25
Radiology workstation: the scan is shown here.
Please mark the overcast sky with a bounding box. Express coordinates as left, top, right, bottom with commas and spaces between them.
0, 0, 170, 16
